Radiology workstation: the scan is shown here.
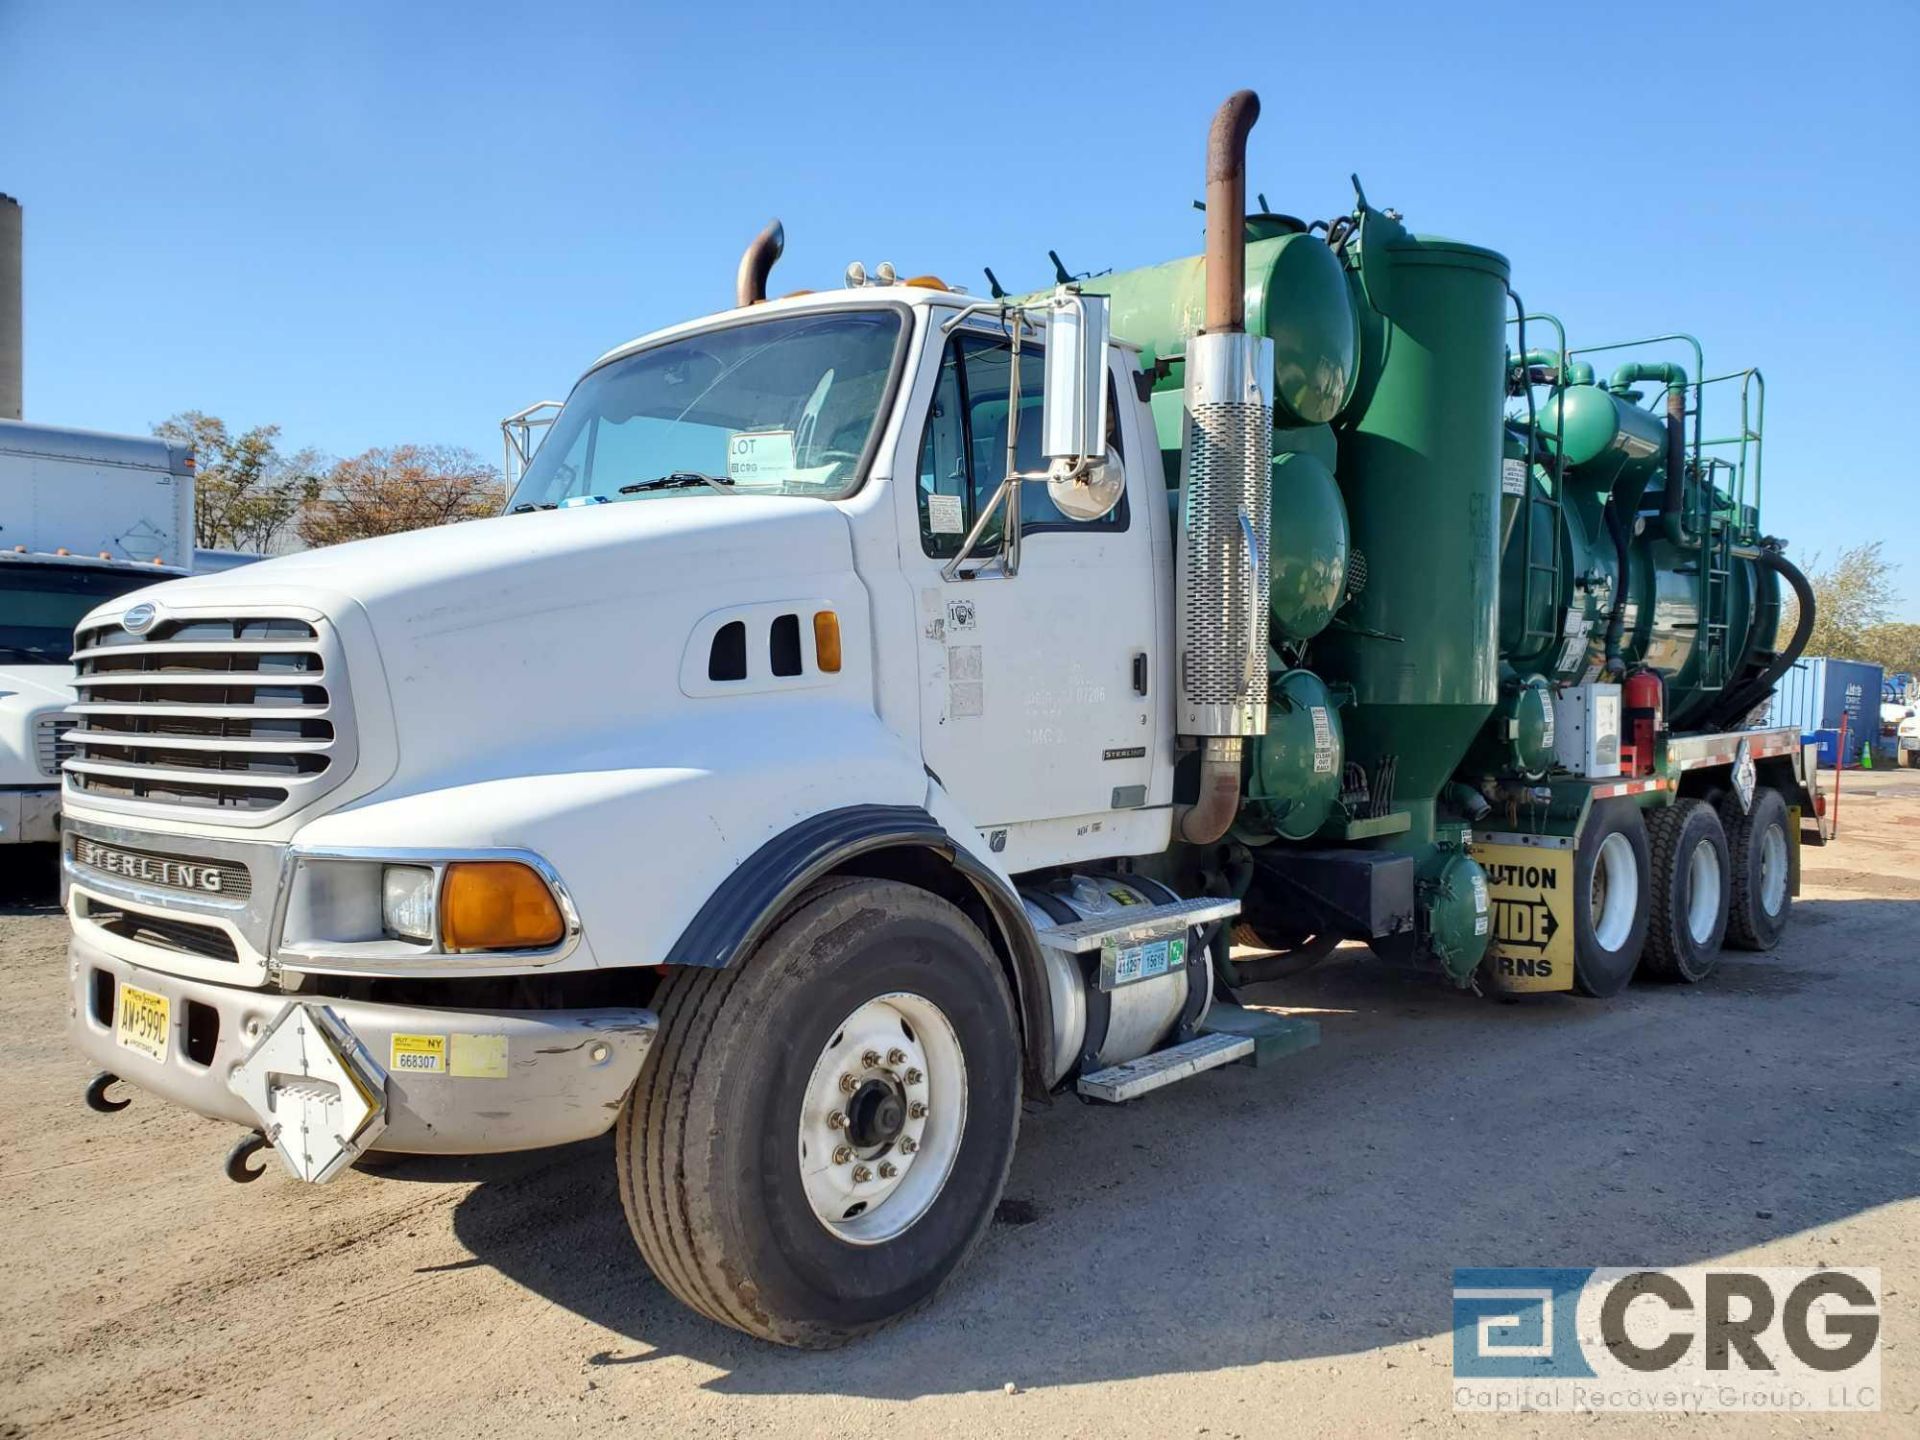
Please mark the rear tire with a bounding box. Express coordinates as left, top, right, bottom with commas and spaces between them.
1723, 786, 1792, 951
1641, 798, 1730, 983
617, 878, 1021, 1348
1571, 800, 1651, 998
1903, 747, 1920, 770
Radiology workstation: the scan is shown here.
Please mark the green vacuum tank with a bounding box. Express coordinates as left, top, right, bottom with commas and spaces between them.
1316, 208, 1510, 842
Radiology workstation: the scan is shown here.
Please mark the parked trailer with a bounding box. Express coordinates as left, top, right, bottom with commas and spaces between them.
62, 92, 1819, 1347
0, 420, 193, 847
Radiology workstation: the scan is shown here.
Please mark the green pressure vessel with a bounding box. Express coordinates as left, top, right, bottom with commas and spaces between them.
1315, 213, 1511, 829
1242, 669, 1345, 842
1082, 232, 1359, 426
1267, 451, 1349, 643
1535, 383, 1667, 512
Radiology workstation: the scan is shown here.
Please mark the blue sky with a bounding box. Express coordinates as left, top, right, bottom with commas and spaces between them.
4, 1, 1916, 616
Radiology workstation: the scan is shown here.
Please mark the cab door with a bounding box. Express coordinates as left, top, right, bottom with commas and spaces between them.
894, 320, 1168, 868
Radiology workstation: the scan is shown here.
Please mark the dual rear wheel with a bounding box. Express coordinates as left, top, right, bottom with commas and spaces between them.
1571, 786, 1793, 995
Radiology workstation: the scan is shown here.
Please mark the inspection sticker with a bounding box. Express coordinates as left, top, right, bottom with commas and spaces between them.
1501, 457, 1528, 496
390, 1033, 447, 1075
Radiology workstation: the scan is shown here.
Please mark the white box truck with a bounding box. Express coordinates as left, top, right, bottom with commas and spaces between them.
1, 419, 192, 847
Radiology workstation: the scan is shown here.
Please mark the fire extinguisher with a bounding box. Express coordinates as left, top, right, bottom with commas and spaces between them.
1623, 668, 1664, 777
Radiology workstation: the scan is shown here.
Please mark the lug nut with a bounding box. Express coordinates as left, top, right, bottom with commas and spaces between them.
827, 1110, 847, 1130
908, 1101, 928, 1119
887, 1047, 908, 1066
904, 1067, 923, 1085
839, 1073, 859, 1094
899, 1136, 918, 1154
833, 1145, 853, 1165
878, 1161, 898, 1179
852, 1164, 873, 1183
861, 1049, 882, 1069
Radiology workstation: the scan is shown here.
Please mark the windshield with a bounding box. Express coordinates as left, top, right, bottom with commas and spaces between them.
0, 564, 164, 665
507, 308, 907, 510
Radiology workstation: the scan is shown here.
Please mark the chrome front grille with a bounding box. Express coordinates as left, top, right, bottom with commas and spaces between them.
35, 711, 78, 778
65, 613, 353, 824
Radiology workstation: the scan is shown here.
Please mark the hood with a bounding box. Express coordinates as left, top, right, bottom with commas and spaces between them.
82, 496, 866, 800
0, 662, 78, 709
0, 663, 76, 786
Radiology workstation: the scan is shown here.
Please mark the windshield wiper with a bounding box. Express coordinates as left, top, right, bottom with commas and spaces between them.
618, 471, 736, 496
509, 502, 557, 513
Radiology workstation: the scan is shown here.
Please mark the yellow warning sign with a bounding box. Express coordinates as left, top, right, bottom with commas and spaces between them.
1472, 842, 1575, 993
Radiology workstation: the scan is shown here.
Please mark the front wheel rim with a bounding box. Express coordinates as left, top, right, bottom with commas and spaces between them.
797, 992, 968, 1246
1759, 824, 1789, 916
1592, 831, 1639, 952
1686, 837, 1724, 944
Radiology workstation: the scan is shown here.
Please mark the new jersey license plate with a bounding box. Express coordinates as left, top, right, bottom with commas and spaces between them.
115, 983, 170, 1063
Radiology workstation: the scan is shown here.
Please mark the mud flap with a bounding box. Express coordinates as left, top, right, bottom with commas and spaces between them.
1469, 838, 1576, 994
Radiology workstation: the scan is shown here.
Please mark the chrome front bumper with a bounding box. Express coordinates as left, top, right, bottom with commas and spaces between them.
69, 929, 657, 1164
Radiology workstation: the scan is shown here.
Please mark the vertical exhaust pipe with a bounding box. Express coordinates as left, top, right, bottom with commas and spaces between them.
735, 219, 785, 308
1176, 89, 1272, 846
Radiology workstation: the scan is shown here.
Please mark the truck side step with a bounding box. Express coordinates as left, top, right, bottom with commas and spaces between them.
1034, 896, 1240, 954
1076, 1032, 1254, 1102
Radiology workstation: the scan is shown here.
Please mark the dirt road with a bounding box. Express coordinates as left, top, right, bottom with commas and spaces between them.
3, 775, 1916, 1438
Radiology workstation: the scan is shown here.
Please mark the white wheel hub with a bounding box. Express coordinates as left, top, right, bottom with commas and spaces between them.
797, 992, 967, 1245
1686, 836, 1724, 945
1592, 831, 1639, 952
1760, 823, 1789, 916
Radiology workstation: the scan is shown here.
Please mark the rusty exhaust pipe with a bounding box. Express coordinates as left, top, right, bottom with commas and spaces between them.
1176, 88, 1268, 849
735, 219, 785, 307
1203, 89, 1260, 335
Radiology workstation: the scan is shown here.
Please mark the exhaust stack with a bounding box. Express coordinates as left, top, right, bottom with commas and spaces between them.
1174, 90, 1273, 844
736, 219, 785, 308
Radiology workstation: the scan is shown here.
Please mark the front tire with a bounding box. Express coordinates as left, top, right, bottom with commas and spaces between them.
1571, 800, 1651, 998
1723, 786, 1792, 951
618, 878, 1021, 1348
1641, 798, 1730, 983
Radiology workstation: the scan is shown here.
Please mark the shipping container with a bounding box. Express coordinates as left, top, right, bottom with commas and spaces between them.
1766, 656, 1883, 754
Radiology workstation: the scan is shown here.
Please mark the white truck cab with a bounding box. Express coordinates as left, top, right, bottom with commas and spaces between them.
2, 421, 193, 849
63, 275, 1241, 1343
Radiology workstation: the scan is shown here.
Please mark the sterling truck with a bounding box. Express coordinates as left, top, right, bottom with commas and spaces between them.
2, 420, 192, 852
64, 92, 1822, 1347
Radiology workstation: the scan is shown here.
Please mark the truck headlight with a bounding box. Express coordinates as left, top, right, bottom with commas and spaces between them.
280, 851, 574, 968
381, 865, 437, 942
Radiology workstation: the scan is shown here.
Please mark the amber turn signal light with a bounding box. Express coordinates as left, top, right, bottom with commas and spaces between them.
441, 862, 566, 952
813, 610, 842, 673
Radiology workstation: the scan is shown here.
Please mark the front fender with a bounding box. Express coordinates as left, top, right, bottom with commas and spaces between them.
289, 703, 927, 971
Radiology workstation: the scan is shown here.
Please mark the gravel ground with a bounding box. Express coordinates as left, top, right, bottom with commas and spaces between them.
2, 771, 1915, 1438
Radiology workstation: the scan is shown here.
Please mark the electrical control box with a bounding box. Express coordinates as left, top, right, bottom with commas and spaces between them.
1553, 682, 1621, 778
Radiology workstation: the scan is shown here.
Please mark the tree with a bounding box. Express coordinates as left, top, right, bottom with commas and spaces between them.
152, 410, 319, 552
1798, 542, 1900, 662
298, 444, 505, 548
1858, 621, 1920, 679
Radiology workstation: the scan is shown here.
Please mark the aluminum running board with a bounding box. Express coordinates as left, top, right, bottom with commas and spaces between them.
1034, 896, 1241, 954
1076, 1032, 1255, 1103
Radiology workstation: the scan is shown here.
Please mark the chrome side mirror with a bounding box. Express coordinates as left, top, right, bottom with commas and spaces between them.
1041, 290, 1109, 467
1040, 290, 1119, 520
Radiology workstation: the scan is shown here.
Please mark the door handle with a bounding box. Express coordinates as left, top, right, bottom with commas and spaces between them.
1132, 652, 1149, 697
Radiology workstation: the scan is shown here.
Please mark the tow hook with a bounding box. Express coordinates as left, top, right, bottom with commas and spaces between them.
84, 1071, 130, 1113
225, 1130, 271, 1183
